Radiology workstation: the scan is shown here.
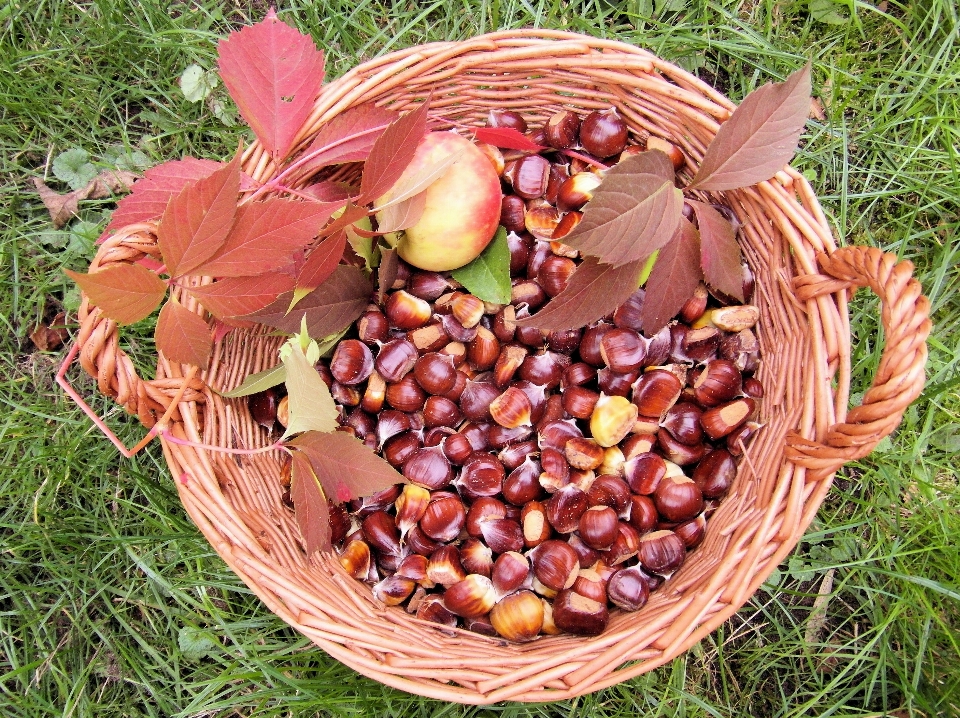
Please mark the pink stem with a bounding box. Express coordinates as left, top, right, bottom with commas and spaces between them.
561, 148, 610, 170
160, 430, 288, 456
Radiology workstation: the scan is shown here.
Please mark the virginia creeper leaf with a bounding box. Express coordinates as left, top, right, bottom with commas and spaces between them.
294, 104, 397, 178
157, 152, 241, 277
194, 198, 336, 277
289, 431, 407, 503
515, 256, 646, 332
641, 218, 703, 335
369, 192, 425, 234
104, 157, 222, 236
281, 342, 339, 438
473, 127, 546, 152
187, 270, 296, 321
65, 264, 167, 325
450, 227, 511, 304
562, 151, 684, 268
689, 200, 744, 302
376, 248, 398, 305
218, 363, 285, 398
300, 180, 352, 204
249, 265, 372, 338
317, 203, 370, 241
689, 64, 812, 191
296, 230, 347, 292
290, 451, 332, 555
357, 100, 430, 205
373, 147, 463, 210
217, 10, 325, 161
155, 299, 213, 367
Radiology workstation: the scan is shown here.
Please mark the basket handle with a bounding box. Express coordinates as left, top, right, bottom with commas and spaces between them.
785, 246, 931, 479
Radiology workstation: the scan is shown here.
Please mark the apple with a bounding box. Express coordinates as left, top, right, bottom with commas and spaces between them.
378, 131, 502, 272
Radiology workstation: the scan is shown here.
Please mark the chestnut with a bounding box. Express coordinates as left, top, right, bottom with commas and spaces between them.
501, 196, 527, 233
632, 369, 682, 419
459, 538, 494, 578
607, 566, 650, 611
511, 154, 551, 199
637, 529, 686, 574
416, 595, 458, 628
491, 551, 531, 597
578, 505, 619, 550
692, 448, 737, 498
521, 500, 552, 547
402, 445, 453, 490
419, 494, 466, 542
375, 339, 419, 383
578, 107, 627, 158
413, 352, 459, 395
490, 590, 544, 642
503, 457, 544, 506
653, 474, 704, 523
545, 109, 581, 149
385, 290, 431, 330
487, 109, 527, 132
489, 386, 533, 429
530, 539, 580, 591
443, 574, 497, 618
551, 589, 609, 636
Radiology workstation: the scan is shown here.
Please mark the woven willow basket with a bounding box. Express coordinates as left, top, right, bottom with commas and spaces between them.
68, 30, 931, 703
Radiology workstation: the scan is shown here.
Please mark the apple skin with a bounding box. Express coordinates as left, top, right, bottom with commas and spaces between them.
379, 131, 502, 272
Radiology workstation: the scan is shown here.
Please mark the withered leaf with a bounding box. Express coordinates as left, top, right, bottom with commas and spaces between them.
217, 9, 325, 161
290, 451, 332, 555
376, 247, 398, 305
357, 99, 430, 205
248, 265, 372, 338
640, 218, 703, 335
689, 200, 744, 302
562, 151, 684, 268
473, 127, 546, 152
194, 198, 336, 277
282, 342, 339, 438
689, 64, 812, 191
29, 313, 69, 352
155, 299, 213, 367
515, 256, 646, 332
372, 192, 426, 234
374, 147, 463, 211
187, 270, 296, 321
35, 170, 138, 230
103, 157, 222, 237
65, 264, 167, 325
288, 430, 407, 504
157, 152, 241, 278
294, 103, 397, 179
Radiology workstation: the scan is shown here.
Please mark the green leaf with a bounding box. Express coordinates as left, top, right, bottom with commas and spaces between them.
178, 626, 219, 661
179, 63, 219, 103
52, 148, 97, 191
809, 0, 852, 24
218, 364, 286, 398
281, 342, 338, 438
450, 227, 511, 304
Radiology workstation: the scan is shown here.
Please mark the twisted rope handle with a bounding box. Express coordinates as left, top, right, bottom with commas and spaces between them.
786, 246, 931, 479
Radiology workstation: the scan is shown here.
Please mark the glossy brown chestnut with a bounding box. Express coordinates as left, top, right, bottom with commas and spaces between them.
578, 322, 611, 367
375, 339, 419, 384
361, 510, 402, 558
491, 551, 531, 596
416, 595, 458, 628
653, 474, 704, 522
564, 437, 604, 471
503, 457, 543, 506
402, 445, 452, 490
385, 374, 426, 413
521, 500, 552, 547
551, 209, 582, 240
544, 485, 589, 534
487, 109, 527, 132
451, 294, 485, 329
537, 255, 576, 297
701, 397, 756, 440
693, 359, 743, 408
632, 369, 682, 419
579, 107, 628, 158
357, 310, 389, 344
562, 386, 599, 420
607, 566, 651, 611
419, 494, 466, 543
490, 590, 543, 642
422, 395, 462, 428
637, 529, 686, 574
443, 574, 497, 618
531, 539, 580, 591
578, 505, 619, 550
556, 171, 602, 212
500, 195, 527, 233
489, 386, 533, 429
626, 493, 658, 533
600, 328, 647, 373
603, 521, 641, 565
662, 402, 704, 446
248, 387, 280, 431
692, 447, 737, 498
467, 327, 500, 371
511, 154, 551, 199
385, 290, 431, 330
459, 454, 506, 500
480, 518, 524, 554
459, 380, 500, 422
413, 352, 458, 395
545, 109, 581, 149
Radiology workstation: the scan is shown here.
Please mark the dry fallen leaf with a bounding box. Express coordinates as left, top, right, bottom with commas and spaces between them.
34, 170, 138, 229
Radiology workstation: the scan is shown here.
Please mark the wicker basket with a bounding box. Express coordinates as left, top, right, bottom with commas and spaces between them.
66, 30, 931, 703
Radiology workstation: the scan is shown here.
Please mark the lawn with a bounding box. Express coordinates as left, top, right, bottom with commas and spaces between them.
1, 1, 958, 716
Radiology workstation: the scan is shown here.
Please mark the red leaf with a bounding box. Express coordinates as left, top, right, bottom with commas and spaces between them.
689, 64, 812, 191
641, 218, 703, 335
157, 153, 241, 278
289, 431, 406, 504
65, 264, 167, 325
562, 151, 684, 268
316, 203, 369, 240
293, 104, 397, 179
515, 256, 646, 332
369, 192, 425, 234
300, 180, 352, 204
193, 198, 338, 277
102, 157, 222, 237
247, 265, 372, 337
186, 271, 296, 321
290, 451, 332, 556
357, 100, 430, 205
473, 126, 546, 152
154, 300, 213, 367
689, 201, 744, 302
297, 230, 347, 291
217, 10, 325, 161
136, 256, 165, 272
376, 247, 398, 305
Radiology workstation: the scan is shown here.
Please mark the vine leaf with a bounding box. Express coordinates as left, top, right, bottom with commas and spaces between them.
157, 152, 241, 278
289, 431, 407, 503
516, 256, 646, 332
356, 99, 430, 205
640, 218, 703, 335
450, 227, 511, 304
294, 104, 397, 179
65, 264, 167, 325
689, 200, 744, 302
289, 230, 348, 312
473, 127, 546, 152
370, 193, 426, 235
689, 64, 812, 191
374, 147, 463, 210
290, 451, 332, 556
249, 265, 373, 338
218, 364, 285, 398
561, 151, 684, 268
217, 9, 325, 162
281, 342, 339, 438
102, 157, 222, 237
155, 299, 213, 367
186, 270, 297, 322
376, 248, 398, 305
193, 198, 338, 277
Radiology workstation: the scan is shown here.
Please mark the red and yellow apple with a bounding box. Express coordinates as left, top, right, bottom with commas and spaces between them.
377, 131, 502, 272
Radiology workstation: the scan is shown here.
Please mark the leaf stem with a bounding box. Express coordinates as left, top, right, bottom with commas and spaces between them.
561, 149, 610, 170
160, 430, 288, 456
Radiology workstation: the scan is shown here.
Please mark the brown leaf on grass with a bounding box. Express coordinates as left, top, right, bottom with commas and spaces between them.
290, 451, 332, 556
289, 430, 406, 504
193, 198, 338, 277
29, 312, 69, 351
376, 247, 398, 305
356, 99, 430, 205
689, 200, 744, 302
248, 265, 372, 338
640, 218, 703, 335
186, 270, 296, 321
157, 152, 241, 278
515, 256, 646, 332
689, 64, 812, 191
65, 264, 167, 325
217, 9, 325, 161
561, 151, 684, 268
155, 300, 213, 367
34, 170, 138, 229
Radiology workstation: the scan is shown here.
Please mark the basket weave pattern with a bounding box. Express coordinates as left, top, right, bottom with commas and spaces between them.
72, 31, 930, 703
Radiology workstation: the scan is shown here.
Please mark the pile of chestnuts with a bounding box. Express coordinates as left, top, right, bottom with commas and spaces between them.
250, 107, 764, 641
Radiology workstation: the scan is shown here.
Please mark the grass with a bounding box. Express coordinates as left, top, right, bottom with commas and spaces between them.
1, 0, 958, 715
